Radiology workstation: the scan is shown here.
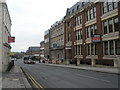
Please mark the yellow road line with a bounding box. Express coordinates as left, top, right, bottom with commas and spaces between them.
22, 68, 44, 90
25, 72, 39, 89
28, 73, 44, 90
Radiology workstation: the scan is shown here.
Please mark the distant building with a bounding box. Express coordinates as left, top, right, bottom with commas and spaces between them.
44, 30, 50, 61
26, 47, 40, 56
40, 41, 45, 58
0, 0, 12, 72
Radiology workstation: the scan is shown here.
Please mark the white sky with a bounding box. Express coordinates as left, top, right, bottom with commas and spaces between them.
6, 0, 79, 52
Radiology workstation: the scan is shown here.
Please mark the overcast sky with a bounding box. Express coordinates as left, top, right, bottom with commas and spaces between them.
6, 0, 79, 52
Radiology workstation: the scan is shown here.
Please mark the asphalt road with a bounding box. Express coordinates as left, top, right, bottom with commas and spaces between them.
15, 59, 119, 88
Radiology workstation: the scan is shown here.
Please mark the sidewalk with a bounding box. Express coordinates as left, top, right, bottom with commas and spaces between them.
2, 65, 32, 89
39, 63, 119, 74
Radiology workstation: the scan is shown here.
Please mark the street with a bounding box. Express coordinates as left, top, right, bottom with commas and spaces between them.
15, 59, 119, 88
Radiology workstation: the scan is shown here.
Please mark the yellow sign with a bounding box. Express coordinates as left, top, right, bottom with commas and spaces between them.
9, 52, 14, 56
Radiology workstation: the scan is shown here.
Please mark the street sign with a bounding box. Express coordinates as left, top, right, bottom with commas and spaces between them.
9, 52, 14, 56
8, 36, 15, 43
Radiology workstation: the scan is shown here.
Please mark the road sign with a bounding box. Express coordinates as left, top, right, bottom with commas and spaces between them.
8, 36, 15, 43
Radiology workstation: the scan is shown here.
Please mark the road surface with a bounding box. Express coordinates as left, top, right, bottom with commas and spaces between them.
15, 59, 119, 88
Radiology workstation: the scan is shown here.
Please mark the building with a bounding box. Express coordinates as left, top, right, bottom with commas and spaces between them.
0, 0, 12, 72
50, 20, 64, 64
26, 46, 40, 56
44, 30, 50, 61
40, 41, 45, 59
64, 0, 120, 67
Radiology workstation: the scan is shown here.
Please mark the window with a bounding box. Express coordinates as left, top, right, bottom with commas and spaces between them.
78, 45, 80, 55
86, 27, 90, 38
103, 1, 118, 14
108, 2, 113, 11
75, 31, 78, 40
91, 43, 94, 55
95, 43, 98, 55
115, 40, 120, 55
77, 5, 79, 10
88, 44, 90, 55
104, 41, 108, 55
108, 18, 113, 33
75, 45, 77, 55
93, 7, 96, 18
72, 9, 74, 13
103, 20, 108, 34
86, 10, 90, 21
110, 40, 114, 55
90, 8, 93, 19
103, 2, 107, 14
79, 15, 82, 24
80, 30, 82, 39
82, 2, 85, 7
90, 25, 94, 37
81, 45, 83, 55
113, 1, 118, 9
114, 16, 119, 32
94, 24, 97, 35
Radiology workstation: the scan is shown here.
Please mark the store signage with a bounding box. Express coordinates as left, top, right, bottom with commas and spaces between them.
8, 36, 15, 43
92, 35, 101, 43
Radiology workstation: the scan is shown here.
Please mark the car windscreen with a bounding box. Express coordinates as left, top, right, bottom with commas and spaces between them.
24, 57, 29, 60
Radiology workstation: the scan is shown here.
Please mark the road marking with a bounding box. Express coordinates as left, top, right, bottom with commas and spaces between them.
28, 72, 44, 90
25, 72, 39, 89
77, 74, 110, 83
21, 68, 44, 90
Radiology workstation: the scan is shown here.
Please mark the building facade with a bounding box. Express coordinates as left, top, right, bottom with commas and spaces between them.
44, 30, 50, 61
40, 41, 45, 59
64, 1, 120, 67
0, 0, 12, 72
50, 20, 64, 64
26, 47, 40, 56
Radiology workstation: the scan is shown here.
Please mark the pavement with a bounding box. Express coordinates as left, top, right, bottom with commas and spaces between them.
2, 65, 32, 89
40, 63, 119, 74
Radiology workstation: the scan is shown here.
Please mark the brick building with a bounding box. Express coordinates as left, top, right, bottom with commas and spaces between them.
64, 1, 120, 67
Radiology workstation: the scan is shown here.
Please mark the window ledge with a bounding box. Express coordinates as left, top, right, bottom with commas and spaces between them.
102, 31, 119, 41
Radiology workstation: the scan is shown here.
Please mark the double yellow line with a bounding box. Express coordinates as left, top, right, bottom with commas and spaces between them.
21, 68, 44, 90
